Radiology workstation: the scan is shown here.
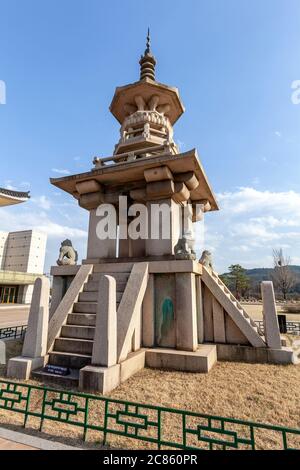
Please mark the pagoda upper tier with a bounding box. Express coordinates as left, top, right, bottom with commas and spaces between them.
50, 32, 219, 216
110, 30, 185, 156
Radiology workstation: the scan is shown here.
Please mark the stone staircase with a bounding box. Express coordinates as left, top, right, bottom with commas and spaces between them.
33, 264, 132, 385
202, 267, 267, 348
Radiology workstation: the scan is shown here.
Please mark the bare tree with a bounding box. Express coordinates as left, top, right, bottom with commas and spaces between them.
271, 248, 296, 300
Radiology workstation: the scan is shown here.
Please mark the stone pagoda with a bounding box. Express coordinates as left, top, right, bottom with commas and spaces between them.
8, 32, 296, 392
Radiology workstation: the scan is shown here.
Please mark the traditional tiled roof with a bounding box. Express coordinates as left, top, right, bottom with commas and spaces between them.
0, 187, 30, 206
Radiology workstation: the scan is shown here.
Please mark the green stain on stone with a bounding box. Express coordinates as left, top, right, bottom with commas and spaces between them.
161, 297, 174, 334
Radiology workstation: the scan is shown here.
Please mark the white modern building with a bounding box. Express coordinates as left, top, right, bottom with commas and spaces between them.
0, 187, 47, 304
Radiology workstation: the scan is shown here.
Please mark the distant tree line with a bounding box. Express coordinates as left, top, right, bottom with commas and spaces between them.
220, 248, 299, 301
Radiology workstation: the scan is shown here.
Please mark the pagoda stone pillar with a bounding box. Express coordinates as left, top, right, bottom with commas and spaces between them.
87, 208, 117, 260
118, 210, 146, 259
145, 198, 181, 257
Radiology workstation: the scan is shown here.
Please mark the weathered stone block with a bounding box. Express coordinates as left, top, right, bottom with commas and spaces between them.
261, 281, 281, 349
146, 180, 174, 199
145, 345, 217, 373
23, 276, 50, 358
144, 166, 173, 182
142, 274, 155, 347
75, 179, 102, 195
79, 364, 120, 393
175, 273, 198, 351
0, 341, 5, 365
120, 350, 145, 383
7, 356, 46, 380
92, 275, 117, 367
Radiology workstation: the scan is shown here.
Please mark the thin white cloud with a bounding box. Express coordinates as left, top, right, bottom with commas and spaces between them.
218, 187, 300, 216
20, 181, 31, 188
51, 168, 71, 175
4, 180, 17, 190
31, 195, 52, 210
0, 202, 88, 271
0, 205, 87, 238
1, 180, 30, 190
202, 187, 300, 272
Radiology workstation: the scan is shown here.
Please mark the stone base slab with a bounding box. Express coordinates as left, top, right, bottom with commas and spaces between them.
7, 356, 47, 380
82, 259, 202, 274
145, 345, 217, 373
50, 265, 80, 276
79, 364, 120, 393
79, 350, 146, 393
216, 344, 295, 364
120, 350, 145, 383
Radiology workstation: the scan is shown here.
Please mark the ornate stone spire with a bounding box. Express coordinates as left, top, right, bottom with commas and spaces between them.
139, 28, 156, 81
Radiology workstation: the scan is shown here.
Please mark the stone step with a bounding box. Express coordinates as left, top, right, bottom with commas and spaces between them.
32, 367, 79, 387
84, 280, 127, 292
61, 324, 95, 340
67, 313, 96, 327
48, 351, 92, 369
73, 302, 97, 313
93, 263, 133, 273
73, 303, 120, 316
146, 345, 217, 373
54, 337, 93, 355
90, 272, 130, 283
78, 291, 123, 303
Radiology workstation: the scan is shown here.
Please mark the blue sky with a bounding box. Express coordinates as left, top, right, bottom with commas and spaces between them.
1, 0, 300, 273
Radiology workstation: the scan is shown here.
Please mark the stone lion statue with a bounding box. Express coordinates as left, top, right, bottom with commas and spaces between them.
174, 230, 196, 260
199, 250, 213, 270
57, 239, 78, 266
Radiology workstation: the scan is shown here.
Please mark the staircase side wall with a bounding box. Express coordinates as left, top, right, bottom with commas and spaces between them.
117, 263, 149, 362
47, 265, 93, 351
201, 281, 249, 345
201, 267, 265, 347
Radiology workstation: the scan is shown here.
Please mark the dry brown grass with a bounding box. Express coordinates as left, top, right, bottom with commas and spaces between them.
282, 304, 300, 314
241, 303, 300, 321
0, 340, 299, 450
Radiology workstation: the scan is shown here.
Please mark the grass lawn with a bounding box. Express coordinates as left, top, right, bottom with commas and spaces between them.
0, 339, 299, 449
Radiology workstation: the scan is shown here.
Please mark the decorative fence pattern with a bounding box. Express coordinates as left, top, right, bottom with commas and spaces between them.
255, 320, 300, 336
0, 325, 27, 340
0, 379, 299, 450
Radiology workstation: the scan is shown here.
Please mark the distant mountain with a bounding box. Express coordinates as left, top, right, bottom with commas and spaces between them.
245, 265, 300, 280
221, 265, 300, 294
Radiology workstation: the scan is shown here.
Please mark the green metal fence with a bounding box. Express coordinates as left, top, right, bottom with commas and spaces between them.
0, 379, 299, 450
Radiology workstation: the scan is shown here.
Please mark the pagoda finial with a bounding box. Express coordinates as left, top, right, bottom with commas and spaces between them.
139, 28, 156, 81
145, 27, 151, 54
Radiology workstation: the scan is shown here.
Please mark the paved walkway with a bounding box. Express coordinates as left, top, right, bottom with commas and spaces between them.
0, 427, 82, 450
0, 436, 37, 450
0, 305, 29, 328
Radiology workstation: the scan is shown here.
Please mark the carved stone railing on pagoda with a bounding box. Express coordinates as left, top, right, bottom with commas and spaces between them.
93, 142, 177, 169
115, 108, 176, 152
